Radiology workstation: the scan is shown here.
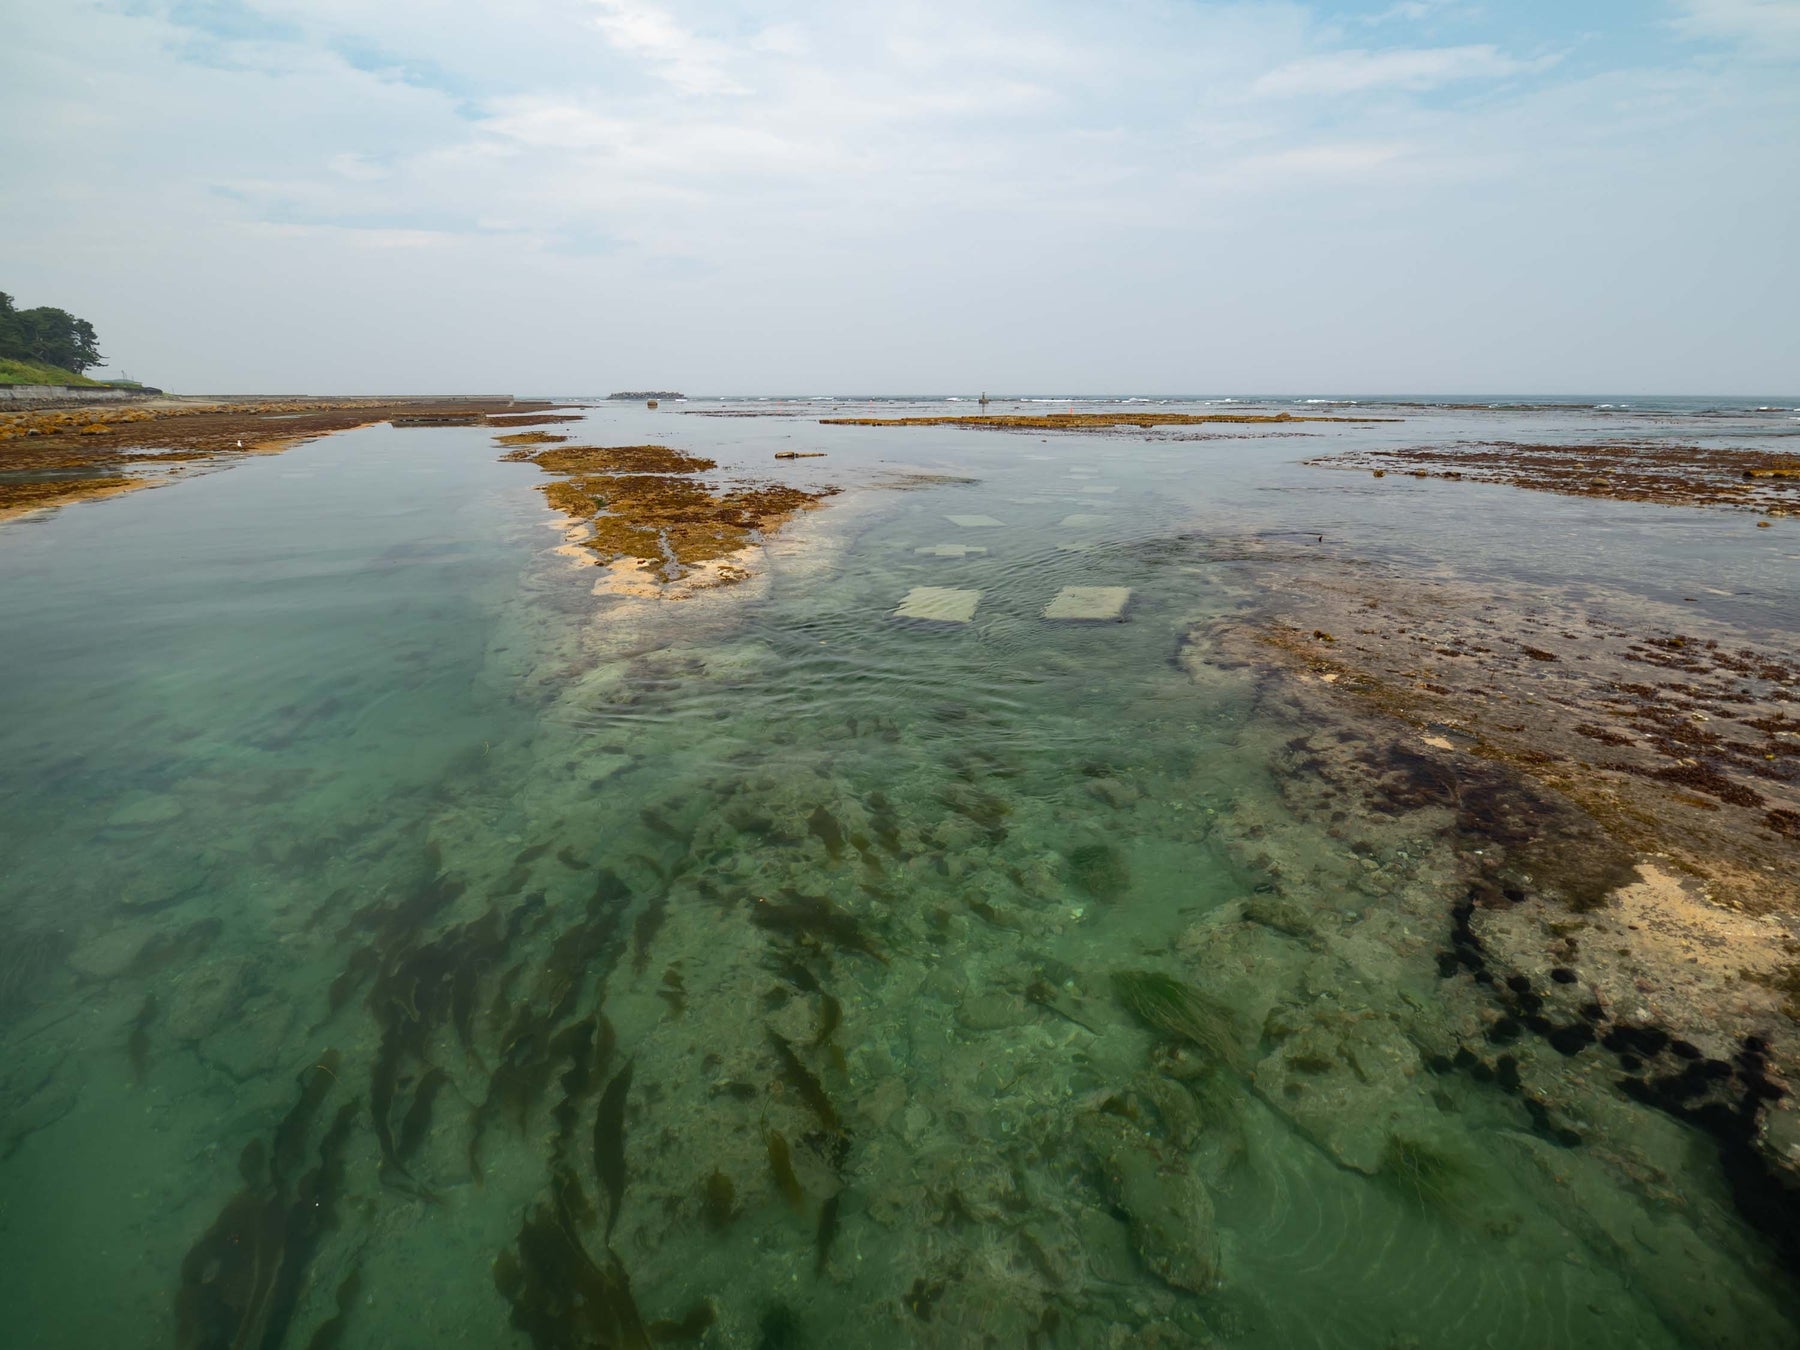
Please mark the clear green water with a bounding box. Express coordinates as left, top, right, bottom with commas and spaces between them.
1, 401, 1795, 1348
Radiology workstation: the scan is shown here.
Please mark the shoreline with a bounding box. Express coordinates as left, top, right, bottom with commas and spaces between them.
0, 396, 566, 520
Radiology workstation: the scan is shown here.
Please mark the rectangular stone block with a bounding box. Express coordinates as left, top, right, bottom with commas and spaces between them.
895, 587, 982, 622
946, 514, 1004, 527
1044, 586, 1131, 621
914, 544, 988, 557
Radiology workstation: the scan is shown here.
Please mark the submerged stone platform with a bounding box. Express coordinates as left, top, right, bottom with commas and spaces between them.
915, 544, 988, 558
894, 586, 982, 622
1044, 586, 1132, 621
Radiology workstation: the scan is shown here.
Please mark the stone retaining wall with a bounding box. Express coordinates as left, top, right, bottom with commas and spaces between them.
0, 384, 160, 406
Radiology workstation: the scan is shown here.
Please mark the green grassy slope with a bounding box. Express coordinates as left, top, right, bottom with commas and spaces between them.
0, 357, 111, 387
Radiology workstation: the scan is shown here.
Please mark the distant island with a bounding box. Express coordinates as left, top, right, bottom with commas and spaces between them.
607, 390, 683, 400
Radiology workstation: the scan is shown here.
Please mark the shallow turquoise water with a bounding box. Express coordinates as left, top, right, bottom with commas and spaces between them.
1, 400, 1796, 1348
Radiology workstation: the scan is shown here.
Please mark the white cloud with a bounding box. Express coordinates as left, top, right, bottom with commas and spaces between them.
583, 0, 747, 95
1363, 1, 1466, 22
2, 1, 1795, 392
1254, 44, 1549, 97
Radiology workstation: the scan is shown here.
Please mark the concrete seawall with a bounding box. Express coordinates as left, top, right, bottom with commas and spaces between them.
0, 384, 161, 407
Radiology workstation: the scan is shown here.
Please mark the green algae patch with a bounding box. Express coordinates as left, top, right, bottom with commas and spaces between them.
1111, 970, 1246, 1071
506, 442, 835, 589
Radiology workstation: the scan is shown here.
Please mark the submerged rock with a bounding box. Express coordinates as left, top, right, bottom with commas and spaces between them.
166, 956, 257, 1043
1251, 1008, 1427, 1173
1079, 1114, 1220, 1292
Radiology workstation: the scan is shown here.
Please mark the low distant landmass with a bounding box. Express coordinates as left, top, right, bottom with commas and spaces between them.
607, 390, 683, 400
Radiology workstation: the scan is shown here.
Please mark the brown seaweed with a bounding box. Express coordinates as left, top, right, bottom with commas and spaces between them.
302, 1266, 362, 1350
273, 1052, 342, 1185
813, 993, 842, 1050
657, 966, 687, 1018
766, 1130, 805, 1213
631, 895, 668, 974
547, 1015, 607, 1224
595, 1059, 635, 1239
807, 806, 845, 861
175, 1059, 355, 1350
395, 1067, 449, 1165
128, 992, 158, 1087
125, 917, 222, 979
749, 892, 884, 964
1110, 970, 1244, 1071
769, 1032, 842, 1137
647, 1301, 716, 1343
814, 1193, 841, 1275
494, 1198, 651, 1350
703, 1171, 739, 1231
1068, 842, 1130, 900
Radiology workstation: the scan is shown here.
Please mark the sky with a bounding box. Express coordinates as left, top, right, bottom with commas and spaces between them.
3, 0, 1797, 395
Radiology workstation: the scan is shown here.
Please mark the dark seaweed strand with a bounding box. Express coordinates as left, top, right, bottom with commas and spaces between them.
127, 992, 158, 1087
767, 1130, 805, 1213
174, 1055, 353, 1350
768, 1032, 843, 1137
595, 1058, 635, 1240
815, 1193, 841, 1275
303, 1266, 363, 1350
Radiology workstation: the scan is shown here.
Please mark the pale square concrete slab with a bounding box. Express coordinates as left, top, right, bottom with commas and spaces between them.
1044, 586, 1132, 621
1059, 514, 1110, 527
1079, 485, 1119, 494
895, 587, 982, 622
1055, 542, 1094, 552
946, 514, 1004, 528
914, 544, 988, 558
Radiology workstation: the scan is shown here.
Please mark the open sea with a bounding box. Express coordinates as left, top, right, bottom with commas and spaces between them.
1, 394, 1796, 1348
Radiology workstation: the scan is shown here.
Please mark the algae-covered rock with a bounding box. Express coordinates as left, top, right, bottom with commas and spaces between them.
1077, 1204, 1139, 1284
1251, 1009, 1426, 1173
200, 995, 296, 1080
1111, 969, 1245, 1071
1079, 1115, 1220, 1292
69, 922, 155, 980
1068, 842, 1130, 900
1241, 893, 1315, 939
104, 792, 185, 830
165, 956, 257, 1043
956, 991, 1028, 1032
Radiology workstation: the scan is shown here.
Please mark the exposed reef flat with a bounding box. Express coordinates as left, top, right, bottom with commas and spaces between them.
0, 397, 563, 520
821, 411, 1398, 430
1309, 440, 1800, 515
1189, 539, 1800, 1242
502, 441, 837, 594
